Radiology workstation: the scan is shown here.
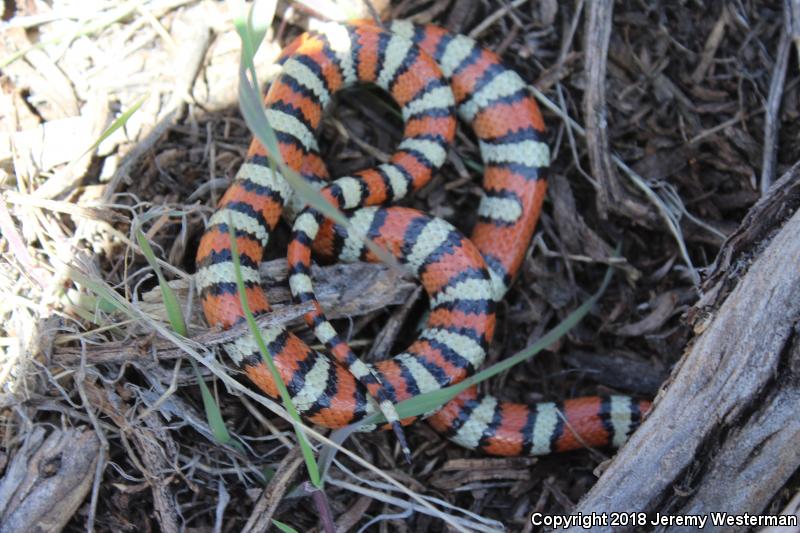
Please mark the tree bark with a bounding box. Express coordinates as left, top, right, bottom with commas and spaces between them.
0, 427, 100, 533
566, 164, 800, 532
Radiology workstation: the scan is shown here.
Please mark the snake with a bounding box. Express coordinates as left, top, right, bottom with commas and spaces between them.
196, 20, 650, 458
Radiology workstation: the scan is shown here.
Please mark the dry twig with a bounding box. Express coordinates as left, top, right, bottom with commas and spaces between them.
760, 6, 793, 194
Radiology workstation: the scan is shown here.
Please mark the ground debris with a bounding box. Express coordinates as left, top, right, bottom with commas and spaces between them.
0, 0, 795, 530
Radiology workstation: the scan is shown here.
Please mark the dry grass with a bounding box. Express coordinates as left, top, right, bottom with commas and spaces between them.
0, 0, 796, 531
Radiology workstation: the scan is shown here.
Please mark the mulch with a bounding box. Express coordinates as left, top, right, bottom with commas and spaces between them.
0, 0, 796, 531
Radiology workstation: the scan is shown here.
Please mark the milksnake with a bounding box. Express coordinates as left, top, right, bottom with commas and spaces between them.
196, 20, 649, 458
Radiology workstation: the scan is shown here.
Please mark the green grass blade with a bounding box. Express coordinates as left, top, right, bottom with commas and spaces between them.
231, 3, 401, 273
190, 359, 244, 452
63, 290, 109, 323
136, 228, 241, 451
399, 262, 615, 417
65, 286, 118, 315
82, 96, 147, 160
352, 260, 617, 427
271, 519, 300, 533
236, 59, 349, 228
67, 270, 135, 317
227, 213, 322, 488
135, 229, 186, 336
230, 0, 273, 75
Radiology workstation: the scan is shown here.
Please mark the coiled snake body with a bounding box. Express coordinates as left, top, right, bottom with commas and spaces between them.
197, 20, 649, 458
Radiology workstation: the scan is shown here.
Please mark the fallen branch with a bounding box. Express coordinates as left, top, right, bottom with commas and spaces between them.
53, 259, 416, 367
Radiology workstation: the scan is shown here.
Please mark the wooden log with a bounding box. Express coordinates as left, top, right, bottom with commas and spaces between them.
0, 426, 100, 533
566, 165, 800, 532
